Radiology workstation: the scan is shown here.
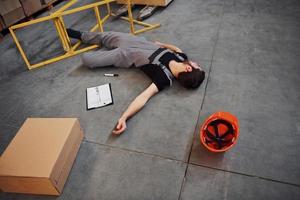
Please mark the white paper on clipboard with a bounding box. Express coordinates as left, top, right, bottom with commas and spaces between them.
86, 83, 113, 110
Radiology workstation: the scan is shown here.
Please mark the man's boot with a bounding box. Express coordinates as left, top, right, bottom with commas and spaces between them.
113, 4, 135, 17
137, 5, 158, 21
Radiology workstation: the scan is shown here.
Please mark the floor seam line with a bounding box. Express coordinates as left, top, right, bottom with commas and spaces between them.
177, 1, 226, 199
189, 163, 300, 188
83, 139, 184, 163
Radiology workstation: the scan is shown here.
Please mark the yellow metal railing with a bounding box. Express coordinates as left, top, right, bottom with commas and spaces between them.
9, 0, 161, 70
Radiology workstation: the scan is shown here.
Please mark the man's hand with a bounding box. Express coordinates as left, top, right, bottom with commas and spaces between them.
111, 83, 159, 136
188, 61, 201, 69
112, 117, 127, 135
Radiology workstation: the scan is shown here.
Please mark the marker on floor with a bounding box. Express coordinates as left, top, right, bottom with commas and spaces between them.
104, 73, 119, 77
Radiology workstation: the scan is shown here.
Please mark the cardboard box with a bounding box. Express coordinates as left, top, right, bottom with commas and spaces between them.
20, 0, 43, 17
0, 0, 25, 27
117, 0, 173, 6
0, 118, 84, 195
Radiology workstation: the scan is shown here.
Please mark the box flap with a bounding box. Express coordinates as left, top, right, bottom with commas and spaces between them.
0, 0, 22, 15
0, 118, 77, 178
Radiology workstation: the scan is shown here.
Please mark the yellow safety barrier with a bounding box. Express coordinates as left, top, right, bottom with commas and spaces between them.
9, 0, 161, 70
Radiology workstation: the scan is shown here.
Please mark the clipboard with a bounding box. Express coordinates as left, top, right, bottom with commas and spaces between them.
86, 83, 114, 110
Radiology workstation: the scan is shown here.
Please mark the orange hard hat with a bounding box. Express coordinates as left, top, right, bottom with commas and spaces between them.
200, 111, 239, 152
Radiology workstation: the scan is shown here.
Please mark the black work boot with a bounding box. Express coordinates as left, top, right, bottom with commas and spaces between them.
137, 5, 158, 21
66, 28, 82, 40
113, 4, 136, 18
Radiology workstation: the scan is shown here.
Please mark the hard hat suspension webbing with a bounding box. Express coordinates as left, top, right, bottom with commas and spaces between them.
204, 119, 235, 149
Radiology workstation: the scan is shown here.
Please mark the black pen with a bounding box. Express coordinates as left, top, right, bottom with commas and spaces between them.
104, 73, 119, 77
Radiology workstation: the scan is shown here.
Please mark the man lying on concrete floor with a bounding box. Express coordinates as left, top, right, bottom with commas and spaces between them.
66, 29, 205, 135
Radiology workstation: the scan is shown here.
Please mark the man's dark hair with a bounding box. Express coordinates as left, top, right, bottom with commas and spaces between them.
177, 68, 205, 89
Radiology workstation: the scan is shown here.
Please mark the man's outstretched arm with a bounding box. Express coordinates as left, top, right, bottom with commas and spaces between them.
112, 83, 159, 135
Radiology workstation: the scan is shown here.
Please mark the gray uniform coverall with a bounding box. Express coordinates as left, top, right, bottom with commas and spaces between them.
81, 31, 161, 68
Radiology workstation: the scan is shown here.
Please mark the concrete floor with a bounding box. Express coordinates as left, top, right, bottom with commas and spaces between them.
0, 0, 300, 199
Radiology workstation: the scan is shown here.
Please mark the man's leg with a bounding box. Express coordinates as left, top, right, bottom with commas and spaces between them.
67, 29, 135, 68
81, 47, 131, 69
67, 29, 135, 49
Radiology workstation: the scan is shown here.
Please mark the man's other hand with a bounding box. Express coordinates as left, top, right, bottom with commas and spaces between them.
112, 117, 127, 135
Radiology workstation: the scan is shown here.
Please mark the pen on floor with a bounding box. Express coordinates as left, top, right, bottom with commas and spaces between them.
104, 73, 119, 77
